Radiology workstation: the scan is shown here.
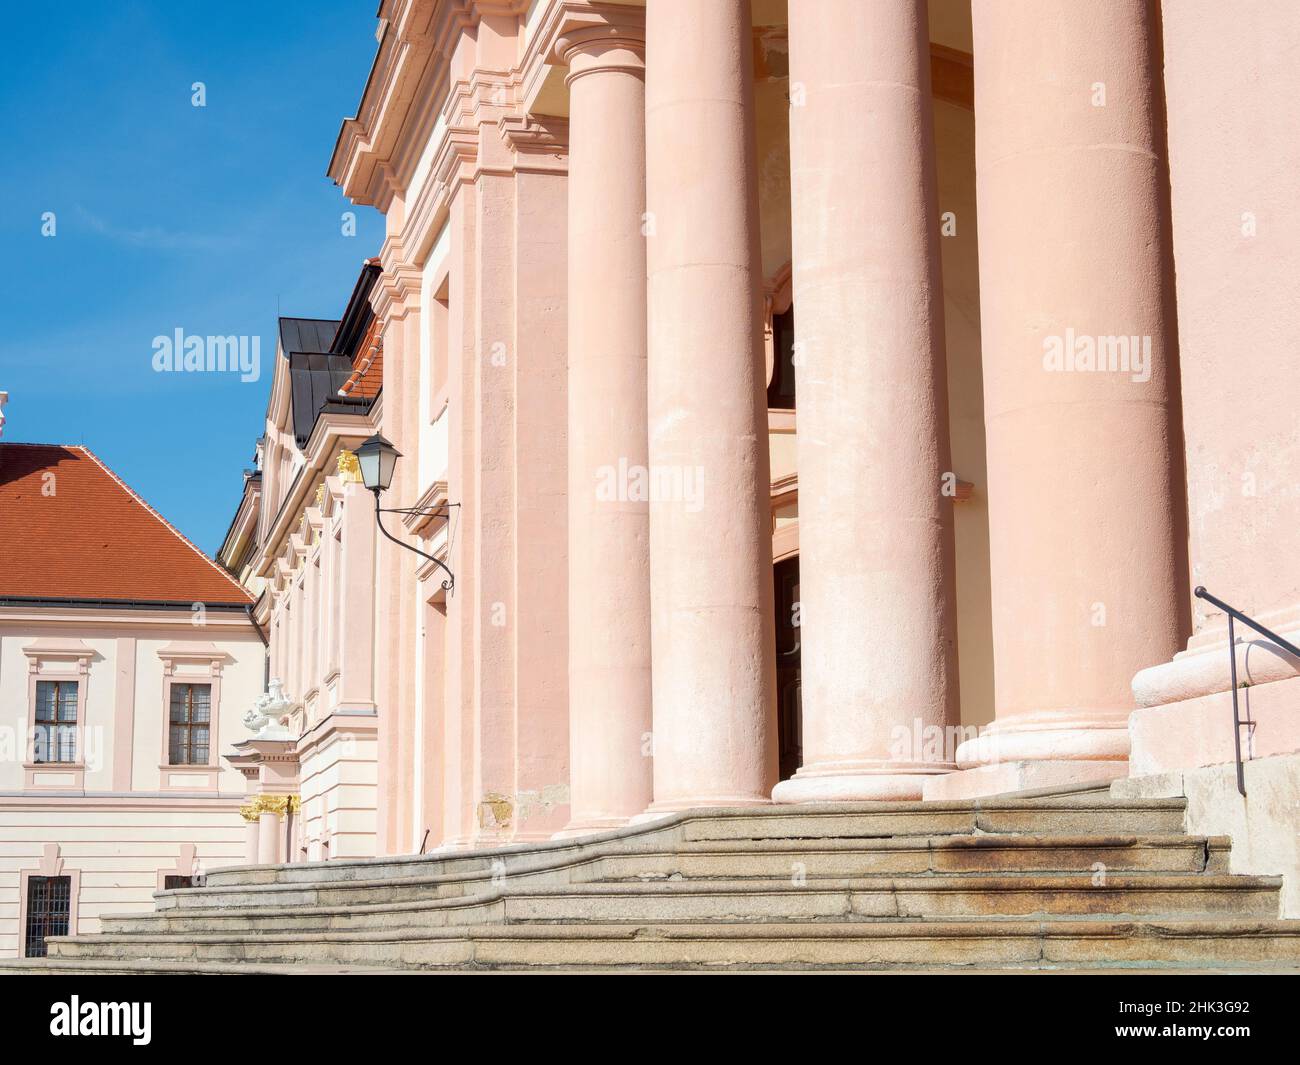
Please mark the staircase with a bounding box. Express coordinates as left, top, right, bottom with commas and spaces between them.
8, 786, 1300, 972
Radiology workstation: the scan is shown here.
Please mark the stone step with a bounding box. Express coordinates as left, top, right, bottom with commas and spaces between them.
0, 958, 396, 975
43, 790, 1291, 974
153, 830, 1211, 914
499, 874, 1280, 923
99, 871, 1277, 938
682, 800, 1188, 842
156, 865, 573, 912
196, 793, 1185, 889
46, 918, 1300, 971
102, 895, 504, 935
587, 835, 1230, 880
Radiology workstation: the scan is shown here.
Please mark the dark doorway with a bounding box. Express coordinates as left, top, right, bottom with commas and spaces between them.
766, 306, 797, 410
774, 555, 802, 780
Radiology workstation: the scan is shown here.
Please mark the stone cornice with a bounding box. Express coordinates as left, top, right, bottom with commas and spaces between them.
330, 0, 442, 209
499, 114, 570, 173
340, 3, 606, 269
388, 84, 570, 280
0, 605, 254, 629
0, 793, 245, 810
156, 642, 229, 668
22, 637, 94, 664
256, 423, 377, 581
294, 709, 380, 762
372, 238, 424, 321
521, 1, 645, 114
330, 0, 532, 211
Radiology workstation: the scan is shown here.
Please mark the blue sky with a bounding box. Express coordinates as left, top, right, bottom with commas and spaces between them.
0, 2, 386, 554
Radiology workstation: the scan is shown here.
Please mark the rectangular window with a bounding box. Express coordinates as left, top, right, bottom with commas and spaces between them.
163, 875, 195, 890
24, 875, 71, 957
168, 683, 212, 765
33, 680, 78, 763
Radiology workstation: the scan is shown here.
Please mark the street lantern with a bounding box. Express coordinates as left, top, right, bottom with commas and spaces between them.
354, 434, 456, 592
355, 434, 401, 494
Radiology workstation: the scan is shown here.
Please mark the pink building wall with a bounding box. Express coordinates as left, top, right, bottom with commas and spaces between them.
1126, 0, 1300, 780
234, 0, 1299, 859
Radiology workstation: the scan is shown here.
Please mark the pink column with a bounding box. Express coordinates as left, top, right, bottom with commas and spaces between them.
243, 815, 259, 865
556, 16, 653, 834
644, 0, 776, 810
256, 810, 280, 865
773, 0, 959, 803
953, 0, 1183, 780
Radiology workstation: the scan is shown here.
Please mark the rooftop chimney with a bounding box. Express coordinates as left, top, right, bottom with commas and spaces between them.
0, 390, 7, 439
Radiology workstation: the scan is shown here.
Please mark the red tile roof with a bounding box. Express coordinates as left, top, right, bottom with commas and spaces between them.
337, 316, 383, 400
0, 443, 252, 605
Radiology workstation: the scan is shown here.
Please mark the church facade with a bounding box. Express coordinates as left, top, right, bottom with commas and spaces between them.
216, 0, 1300, 909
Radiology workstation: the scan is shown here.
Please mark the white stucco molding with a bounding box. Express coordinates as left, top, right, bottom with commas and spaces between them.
156, 642, 228, 668
21, 637, 94, 672
156, 643, 231, 793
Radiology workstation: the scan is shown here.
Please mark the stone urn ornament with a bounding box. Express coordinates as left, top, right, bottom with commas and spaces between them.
242, 678, 294, 739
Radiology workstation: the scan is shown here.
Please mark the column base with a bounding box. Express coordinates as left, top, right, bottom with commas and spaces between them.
635, 795, 773, 821
503, 829, 569, 844
435, 835, 477, 851
922, 759, 1127, 802
956, 717, 1130, 766
772, 761, 957, 804
551, 816, 633, 841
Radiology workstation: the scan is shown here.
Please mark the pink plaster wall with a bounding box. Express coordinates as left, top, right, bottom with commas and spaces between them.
1161, 0, 1300, 631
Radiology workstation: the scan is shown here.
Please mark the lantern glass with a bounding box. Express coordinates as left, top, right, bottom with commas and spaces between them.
355, 434, 400, 492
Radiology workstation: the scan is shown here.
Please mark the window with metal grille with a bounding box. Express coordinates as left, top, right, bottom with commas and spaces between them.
33, 681, 77, 763
24, 875, 71, 958
163, 875, 194, 890
168, 683, 212, 765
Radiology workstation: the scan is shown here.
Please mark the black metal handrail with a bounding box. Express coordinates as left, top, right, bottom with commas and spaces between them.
1193, 586, 1300, 796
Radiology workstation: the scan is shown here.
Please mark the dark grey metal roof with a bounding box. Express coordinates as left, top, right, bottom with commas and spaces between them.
276, 264, 382, 455
279, 317, 339, 356
332, 262, 383, 357
287, 351, 357, 445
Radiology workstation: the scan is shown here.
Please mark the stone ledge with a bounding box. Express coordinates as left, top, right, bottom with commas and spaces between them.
922, 760, 1126, 802
1128, 673, 1300, 777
